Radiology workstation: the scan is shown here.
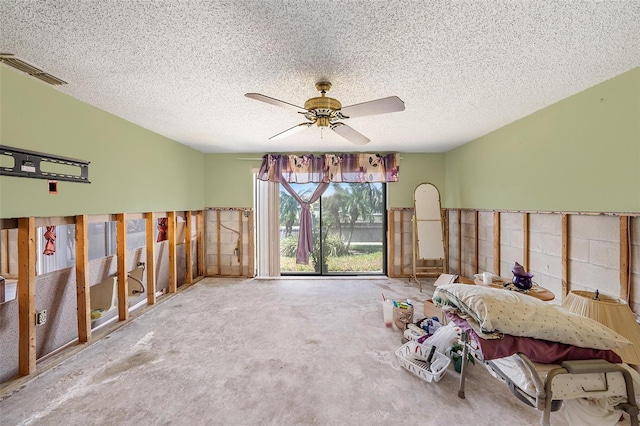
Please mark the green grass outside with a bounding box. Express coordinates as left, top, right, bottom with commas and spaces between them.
280, 252, 383, 273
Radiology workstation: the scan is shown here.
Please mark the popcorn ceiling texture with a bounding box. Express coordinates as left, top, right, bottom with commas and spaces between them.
1, 1, 639, 153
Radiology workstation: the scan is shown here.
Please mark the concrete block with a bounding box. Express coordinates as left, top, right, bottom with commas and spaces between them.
501, 213, 523, 231
499, 264, 517, 278
478, 212, 493, 227
530, 213, 561, 235
542, 234, 562, 257
461, 211, 475, 225
479, 255, 494, 274
510, 230, 524, 249
500, 229, 511, 246
571, 215, 618, 242
631, 272, 640, 307
529, 232, 543, 253
463, 223, 475, 239
478, 239, 492, 259
219, 265, 238, 276
569, 260, 620, 297
589, 240, 619, 269
569, 237, 589, 262
501, 245, 522, 266
529, 251, 562, 278
462, 262, 474, 278
477, 223, 487, 241
632, 217, 640, 241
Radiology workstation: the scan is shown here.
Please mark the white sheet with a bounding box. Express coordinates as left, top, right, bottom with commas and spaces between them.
488, 357, 640, 426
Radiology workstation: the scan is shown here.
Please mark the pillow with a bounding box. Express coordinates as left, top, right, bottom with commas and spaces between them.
433, 284, 630, 350
447, 314, 622, 363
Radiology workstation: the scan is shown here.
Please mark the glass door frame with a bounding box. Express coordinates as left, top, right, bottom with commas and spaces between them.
281, 182, 387, 277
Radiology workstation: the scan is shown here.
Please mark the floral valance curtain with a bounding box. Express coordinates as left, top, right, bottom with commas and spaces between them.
257, 153, 399, 184
257, 153, 399, 266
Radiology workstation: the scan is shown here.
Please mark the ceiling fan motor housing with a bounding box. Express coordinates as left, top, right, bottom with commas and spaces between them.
304, 84, 342, 127
303, 81, 342, 127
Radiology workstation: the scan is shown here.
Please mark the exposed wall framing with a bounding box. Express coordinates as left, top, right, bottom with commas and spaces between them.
17, 217, 36, 375
388, 208, 446, 279
75, 215, 90, 343
205, 208, 254, 277
1, 210, 206, 387
445, 209, 640, 311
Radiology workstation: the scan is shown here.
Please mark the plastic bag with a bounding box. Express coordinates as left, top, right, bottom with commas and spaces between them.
421, 322, 461, 350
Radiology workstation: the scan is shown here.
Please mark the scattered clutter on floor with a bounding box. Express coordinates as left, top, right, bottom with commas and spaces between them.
385, 295, 471, 383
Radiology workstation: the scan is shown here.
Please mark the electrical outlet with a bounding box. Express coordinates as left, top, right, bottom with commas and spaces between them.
36, 310, 47, 325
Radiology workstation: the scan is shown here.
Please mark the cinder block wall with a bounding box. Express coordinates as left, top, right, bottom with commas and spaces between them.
499, 213, 524, 277
528, 213, 563, 298
477, 212, 494, 275
446, 209, 639, 310
568, 215, 620, 296
205, 208, 253, 277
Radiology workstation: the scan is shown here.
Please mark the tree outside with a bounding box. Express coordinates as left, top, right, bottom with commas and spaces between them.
280, 182, 384, 274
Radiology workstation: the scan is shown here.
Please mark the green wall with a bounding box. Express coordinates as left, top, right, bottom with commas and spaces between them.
0, 67, 205, 218
203, 153, 446, 209
388, 153, 445, 208
5, 61, 636, 218
444, 67, 640, 212
204, 154, 260, 208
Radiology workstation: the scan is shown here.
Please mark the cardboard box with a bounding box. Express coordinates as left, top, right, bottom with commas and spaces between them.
423, 298, 446, 324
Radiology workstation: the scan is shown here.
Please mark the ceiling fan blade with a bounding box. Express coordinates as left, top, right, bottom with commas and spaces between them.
245, 93, 306, 113
269, 122, 313, 140
330, 122, 370, 145
339, 96, 405, 118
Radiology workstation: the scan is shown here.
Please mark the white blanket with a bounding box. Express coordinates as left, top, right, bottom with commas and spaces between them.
433, 284, 630, 350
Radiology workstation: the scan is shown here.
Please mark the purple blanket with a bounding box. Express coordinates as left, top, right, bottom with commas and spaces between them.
448, 314, 622, 364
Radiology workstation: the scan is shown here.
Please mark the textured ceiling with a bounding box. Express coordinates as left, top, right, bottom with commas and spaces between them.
1, 1, 639, 153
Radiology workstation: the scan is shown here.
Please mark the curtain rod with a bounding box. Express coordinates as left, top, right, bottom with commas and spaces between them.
238, 156, 404, 161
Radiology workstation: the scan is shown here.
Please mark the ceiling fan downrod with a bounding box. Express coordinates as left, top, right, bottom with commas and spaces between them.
304, 81, 342, 127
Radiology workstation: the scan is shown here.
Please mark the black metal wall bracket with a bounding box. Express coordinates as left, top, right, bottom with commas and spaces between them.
0, 145, 90, 183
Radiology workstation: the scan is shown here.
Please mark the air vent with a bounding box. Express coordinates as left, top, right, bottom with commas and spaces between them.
0, 53, 67, 85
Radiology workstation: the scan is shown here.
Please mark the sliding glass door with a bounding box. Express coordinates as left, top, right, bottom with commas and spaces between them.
280, 182, 385, 275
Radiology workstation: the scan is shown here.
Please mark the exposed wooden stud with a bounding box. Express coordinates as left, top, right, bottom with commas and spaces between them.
523, 212, 530, 272
493, 212, 501, 275
240, 210, 246, 276
116, 213, 128, 321
561, 214, 569, 300
248, 210, 255, 278
443, 209, 449, 273
457, 210, 462, 275
74, 215, 91, 343
18, 217, 36, 375
168, 211, 177, 293
145, 212, 156, 305
185, 211, 193, 284
474, 211, 479, 275
452, 208, 640, 217
1, 228, 9, 276
197, 210, 205, 277
400, 209, 405, 276
388, 210, 395, 277
217, 210, 221, 276
620, 215, 630, 303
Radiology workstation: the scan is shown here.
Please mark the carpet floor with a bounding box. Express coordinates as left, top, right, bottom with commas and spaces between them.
0, 277, 594, 425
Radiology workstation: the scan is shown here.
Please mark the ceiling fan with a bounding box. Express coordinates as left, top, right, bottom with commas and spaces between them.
245, 81, 405, 145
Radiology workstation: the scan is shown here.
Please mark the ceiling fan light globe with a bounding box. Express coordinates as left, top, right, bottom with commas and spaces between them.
316, 117, 330, 127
